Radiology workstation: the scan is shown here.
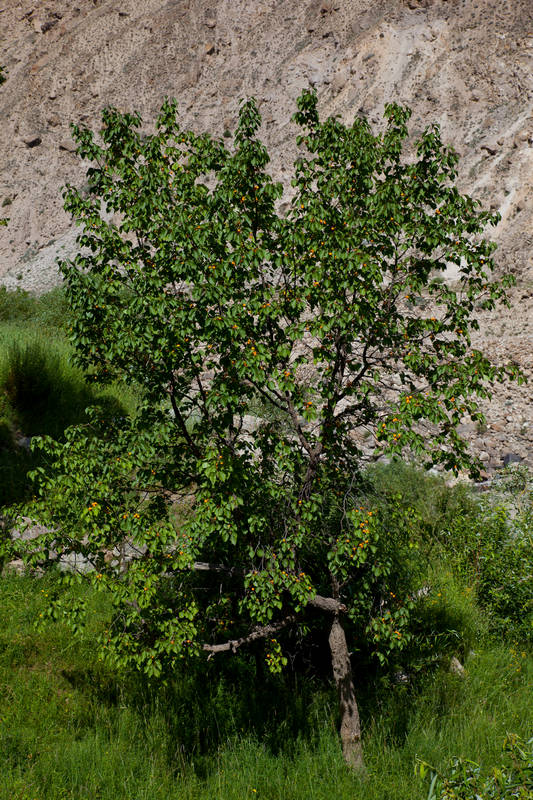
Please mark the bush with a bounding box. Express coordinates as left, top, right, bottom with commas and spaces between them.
417, 734, 533, 799
0, 287, 70, 329
0, 390, 15, 450
348, 463, 487, 674
443, 470, 533, 643
0, 391, 27, 506
361, 460, 476, 550
4, 340, 62, 420
372, 462, 533, 645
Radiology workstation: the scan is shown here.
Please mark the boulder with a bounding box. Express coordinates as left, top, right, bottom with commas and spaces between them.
502, 452, 522, 467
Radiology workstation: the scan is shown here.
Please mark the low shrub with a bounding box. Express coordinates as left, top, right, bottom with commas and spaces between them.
443, 470, 533, 643
0, 286, 70, 329
417, 734, 533, 799
368, 462, 533, 645
0, 390, 14, 450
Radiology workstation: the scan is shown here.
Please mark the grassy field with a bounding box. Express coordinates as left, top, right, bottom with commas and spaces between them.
0, 572, 530, 800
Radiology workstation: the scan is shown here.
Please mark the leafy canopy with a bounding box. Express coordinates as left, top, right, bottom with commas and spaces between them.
15, 91, 519, 677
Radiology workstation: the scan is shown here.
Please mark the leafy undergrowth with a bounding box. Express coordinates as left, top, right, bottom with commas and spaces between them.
0, 572, 530, 800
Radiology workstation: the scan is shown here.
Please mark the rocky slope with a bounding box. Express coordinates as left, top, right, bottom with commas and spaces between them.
1, 0, 532, 470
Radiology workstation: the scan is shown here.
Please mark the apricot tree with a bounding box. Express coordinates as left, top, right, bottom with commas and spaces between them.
15, 91, 519, 770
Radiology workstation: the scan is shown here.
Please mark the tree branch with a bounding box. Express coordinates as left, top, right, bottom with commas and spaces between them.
284, 394, 314, 456
168, 382, 201, 457
192, 561, 243, 577
202, 614, 297, 654
192, 563, 345, 614
308, 594, 346, 613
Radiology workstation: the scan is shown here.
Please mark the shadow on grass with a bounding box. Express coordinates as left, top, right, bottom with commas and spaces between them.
0, 339, 128, 505
60, 646, 331, 773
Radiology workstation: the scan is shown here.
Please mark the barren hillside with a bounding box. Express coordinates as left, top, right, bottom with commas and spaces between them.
1, 0, 532, 470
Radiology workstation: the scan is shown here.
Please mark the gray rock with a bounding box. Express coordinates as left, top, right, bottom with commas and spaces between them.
5, 559, 25, 575
330, 66, 348, 94
502, 452, 522, 467
23, 133, 42, 148
393, 670, 409, 684
450, 656, 465, 677
41, 18, 59, 34
205, 8, 216, 28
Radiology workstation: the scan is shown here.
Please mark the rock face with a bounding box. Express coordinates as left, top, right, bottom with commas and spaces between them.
0, 0, 532, 469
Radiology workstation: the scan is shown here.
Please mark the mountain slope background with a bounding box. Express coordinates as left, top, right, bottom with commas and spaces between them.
1, 0, 532, 470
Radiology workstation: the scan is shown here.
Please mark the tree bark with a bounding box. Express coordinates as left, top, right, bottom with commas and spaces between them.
202, 614, 297, 654
328, 614, 365, 772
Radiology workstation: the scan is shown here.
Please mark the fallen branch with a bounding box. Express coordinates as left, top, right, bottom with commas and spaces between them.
192, 561, 243, 577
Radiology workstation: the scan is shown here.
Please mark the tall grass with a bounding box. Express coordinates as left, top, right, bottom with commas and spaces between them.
0, 286, 69, 329
0, 288, 138, 505
0, 572, 530, 800
0, 334, 131, 438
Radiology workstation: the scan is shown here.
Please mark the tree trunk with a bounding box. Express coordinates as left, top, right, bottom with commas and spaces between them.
328, 614, 365, 772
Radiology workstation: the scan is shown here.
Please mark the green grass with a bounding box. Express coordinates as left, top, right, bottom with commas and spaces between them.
0, 286, 70, 329
0, 288, 138, 505
0, 572, 530, 800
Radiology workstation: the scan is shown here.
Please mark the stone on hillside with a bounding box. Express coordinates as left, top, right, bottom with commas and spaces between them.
205, 8, 216, 28
23, 133, 42, 148
41, 18, 59, 33
331, 65, 349, 94
502, 452, 522, 466
450, 656, 465, 677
